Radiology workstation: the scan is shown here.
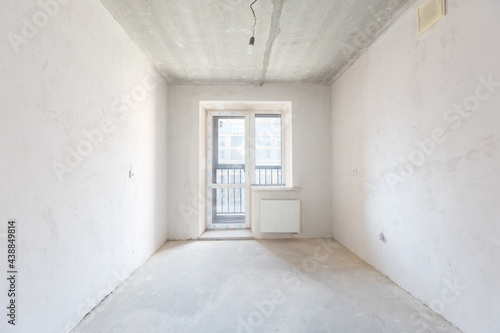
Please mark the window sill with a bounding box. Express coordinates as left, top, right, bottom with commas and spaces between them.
250, 185, 300, 191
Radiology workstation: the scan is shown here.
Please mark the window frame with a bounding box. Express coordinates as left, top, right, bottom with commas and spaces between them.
202, 102, 293, 231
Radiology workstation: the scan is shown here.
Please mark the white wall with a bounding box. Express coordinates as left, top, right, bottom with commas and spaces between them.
168, 85, 332, 240
0, 1, 168, 332
330, 1, 500, 332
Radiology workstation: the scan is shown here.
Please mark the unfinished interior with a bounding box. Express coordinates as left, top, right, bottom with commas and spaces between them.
1, 0, 499, 332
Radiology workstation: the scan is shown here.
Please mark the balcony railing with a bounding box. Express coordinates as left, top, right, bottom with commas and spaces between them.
255, 166, 282, 185
213, 168, 245, 223
214, 168, 245, 184
212, 166, 282, 223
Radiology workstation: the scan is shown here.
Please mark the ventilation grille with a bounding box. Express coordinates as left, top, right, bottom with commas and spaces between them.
418, 0, 446, 35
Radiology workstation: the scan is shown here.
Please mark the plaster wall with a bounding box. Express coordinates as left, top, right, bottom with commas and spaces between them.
167, 85, 332, 240
330, 1, 500, 331
0, 1, 168, 332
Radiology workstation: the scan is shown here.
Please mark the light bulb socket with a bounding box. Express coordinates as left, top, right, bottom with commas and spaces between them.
249, 36, 255, 46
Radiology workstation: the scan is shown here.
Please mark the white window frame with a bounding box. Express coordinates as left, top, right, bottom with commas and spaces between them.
200, 102, 293, 232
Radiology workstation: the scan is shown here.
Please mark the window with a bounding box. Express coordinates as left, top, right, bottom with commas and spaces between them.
204, 101, 292, 229
231, 123, 244, 134
232, 136, 244, 147
255, 114, 282, 185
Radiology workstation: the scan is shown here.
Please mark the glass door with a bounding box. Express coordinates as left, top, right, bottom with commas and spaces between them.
209, 115, 248, 227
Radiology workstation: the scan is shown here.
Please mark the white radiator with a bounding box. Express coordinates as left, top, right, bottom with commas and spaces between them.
260, 200, 300, 233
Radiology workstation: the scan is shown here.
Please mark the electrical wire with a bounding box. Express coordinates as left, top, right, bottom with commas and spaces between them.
250, 0, 258, 37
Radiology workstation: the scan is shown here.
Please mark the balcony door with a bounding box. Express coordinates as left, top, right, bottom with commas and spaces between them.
212, 116, 247, 225
206, 111, 283, 230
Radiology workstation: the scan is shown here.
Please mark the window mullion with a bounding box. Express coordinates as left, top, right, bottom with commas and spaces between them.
247, 112, 255, 185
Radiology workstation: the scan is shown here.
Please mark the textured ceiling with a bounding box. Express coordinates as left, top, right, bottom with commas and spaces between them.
100, 0, 415, 85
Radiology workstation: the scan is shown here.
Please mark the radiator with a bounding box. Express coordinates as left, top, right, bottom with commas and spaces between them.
260, 200, 300, 233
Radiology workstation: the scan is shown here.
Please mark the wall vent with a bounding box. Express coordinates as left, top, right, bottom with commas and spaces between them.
418, 0, 446, 35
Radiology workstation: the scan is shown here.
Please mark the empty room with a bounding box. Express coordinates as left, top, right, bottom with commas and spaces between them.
1, 0, 499, 332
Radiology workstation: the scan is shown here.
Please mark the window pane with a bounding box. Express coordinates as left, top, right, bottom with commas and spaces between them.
217, 118, 245, 165
255, 115, 281, 166
255, 115, 282, 185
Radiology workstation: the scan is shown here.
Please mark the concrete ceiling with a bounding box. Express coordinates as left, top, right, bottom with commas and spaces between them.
99, 0, 415, 86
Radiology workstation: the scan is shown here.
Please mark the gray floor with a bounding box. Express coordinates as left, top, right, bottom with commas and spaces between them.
71, 239, 461, 333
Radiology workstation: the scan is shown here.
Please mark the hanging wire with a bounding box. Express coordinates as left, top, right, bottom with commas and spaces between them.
250, 0, 258, 37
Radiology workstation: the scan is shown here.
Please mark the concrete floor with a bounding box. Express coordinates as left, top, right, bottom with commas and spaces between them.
71, 239, 461, 333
